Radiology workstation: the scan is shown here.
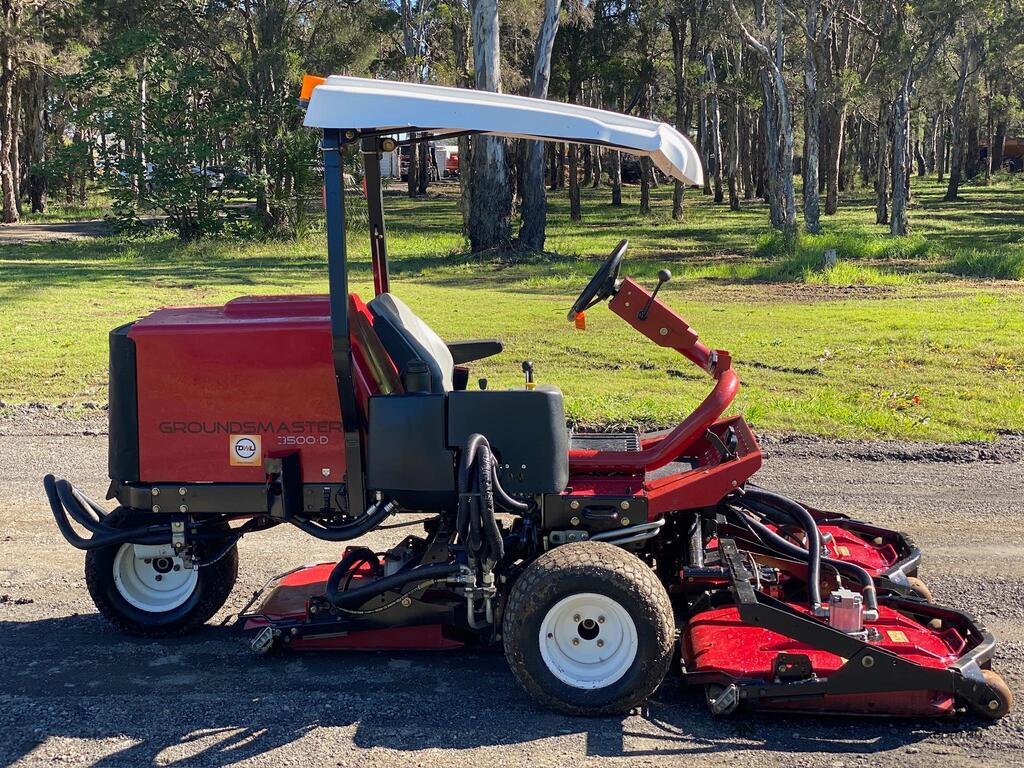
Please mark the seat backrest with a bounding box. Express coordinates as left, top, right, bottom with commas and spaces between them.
367, 293, 454, 393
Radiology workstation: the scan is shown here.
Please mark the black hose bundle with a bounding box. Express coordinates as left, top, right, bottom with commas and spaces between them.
456, 434, 528, 575
739, 487, 823, 610
728, 487, 879, 617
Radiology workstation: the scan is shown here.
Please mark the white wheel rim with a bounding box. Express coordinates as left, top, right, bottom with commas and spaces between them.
112, 544, 198, 613
538, 592, 638, 690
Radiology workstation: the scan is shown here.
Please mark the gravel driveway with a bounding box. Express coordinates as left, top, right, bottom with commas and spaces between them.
1, 416, 1022, 767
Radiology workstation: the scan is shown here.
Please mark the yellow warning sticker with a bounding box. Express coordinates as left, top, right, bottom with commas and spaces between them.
836, 545, 850, 557
887, 630, 909, 643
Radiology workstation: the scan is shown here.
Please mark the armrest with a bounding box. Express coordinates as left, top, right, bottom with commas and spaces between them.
446, 339, 504, 365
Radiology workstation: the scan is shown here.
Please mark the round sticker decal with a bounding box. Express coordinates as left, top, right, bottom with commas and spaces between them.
230, 434, 261, 466
234, 438, 257, 459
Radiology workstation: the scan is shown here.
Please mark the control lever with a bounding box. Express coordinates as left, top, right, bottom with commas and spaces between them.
637, 268, 672, 321
522, 360, 536, 390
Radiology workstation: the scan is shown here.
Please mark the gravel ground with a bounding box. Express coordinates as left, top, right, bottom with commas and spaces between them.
1, 414, 1022, 767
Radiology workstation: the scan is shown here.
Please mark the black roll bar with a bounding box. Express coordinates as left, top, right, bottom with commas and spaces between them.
360, 137, 390, 295
323, 128, 367, 518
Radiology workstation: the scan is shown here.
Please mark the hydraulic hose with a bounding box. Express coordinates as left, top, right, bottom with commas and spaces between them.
290, 498, 399, 541
729, 503, 879, 618
740, 488, 823, 610
324, 546, 380, 605
331, 562, 461, 609
457, 434, 505, 567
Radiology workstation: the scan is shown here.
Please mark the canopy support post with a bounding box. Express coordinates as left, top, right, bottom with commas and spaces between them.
323, 128, 366, 518
361, 137, 390, 296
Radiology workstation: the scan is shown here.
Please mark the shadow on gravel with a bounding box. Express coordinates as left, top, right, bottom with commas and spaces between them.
0, 614, 996, 765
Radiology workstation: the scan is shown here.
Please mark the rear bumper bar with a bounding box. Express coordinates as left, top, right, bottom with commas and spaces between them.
44, 474, 171, 550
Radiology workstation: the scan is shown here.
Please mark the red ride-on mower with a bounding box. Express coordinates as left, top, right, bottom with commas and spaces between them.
45, 76, 1011, 719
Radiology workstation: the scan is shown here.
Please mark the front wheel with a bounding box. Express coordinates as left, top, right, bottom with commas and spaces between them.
85, 508, 238, 637
502, 541, 675, 716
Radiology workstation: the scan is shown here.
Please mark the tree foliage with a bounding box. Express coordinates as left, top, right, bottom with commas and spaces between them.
0, 0, 1021, 245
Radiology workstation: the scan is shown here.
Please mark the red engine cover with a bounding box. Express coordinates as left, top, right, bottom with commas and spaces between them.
686, 604, 965, 716
130, 295, 345, 483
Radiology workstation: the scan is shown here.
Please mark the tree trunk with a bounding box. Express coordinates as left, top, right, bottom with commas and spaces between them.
875, 97, 889, 225
669, 8, 689, 220
739, 0, 797, 238
26, 66, 46, 213
944, 39, 971, 202
0, 1, 19, 225
639, 157, 651, 214
802, 0, 821, 233
741, 108, 754, 199
610, 150, 622, 205
936, 109, 946, 182
991, 118, 1007, 173
590, 146, 601, 188
726, 47, 741, 211
698, 91, 711, 196
983, 85, 993, 183
517, 0, 561, 252
568, 144, 580, 220
418, 137, 430, 194
965, 78, 980, 180
452, 5, 473, 234
706, 51, 725, 204
467, 0, 512, 251
890, 84, 912, 236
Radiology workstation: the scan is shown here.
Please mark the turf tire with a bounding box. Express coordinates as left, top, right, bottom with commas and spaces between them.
85, 507, 238, 638
502, 541, 675, 716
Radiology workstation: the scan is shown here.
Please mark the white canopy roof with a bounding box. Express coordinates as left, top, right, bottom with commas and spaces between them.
304, 76, 703, 186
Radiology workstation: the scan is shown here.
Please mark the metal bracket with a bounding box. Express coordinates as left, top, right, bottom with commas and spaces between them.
250, 626, 277, 655
708, 683, 740, 715
170, 520, 185, 552
773, 652, 814, 682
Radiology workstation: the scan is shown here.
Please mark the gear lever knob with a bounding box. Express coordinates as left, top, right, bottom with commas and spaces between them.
522, 360, 535, 390
638, 269, 672, 321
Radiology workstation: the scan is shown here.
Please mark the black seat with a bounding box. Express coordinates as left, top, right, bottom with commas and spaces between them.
367, 293, 454, 393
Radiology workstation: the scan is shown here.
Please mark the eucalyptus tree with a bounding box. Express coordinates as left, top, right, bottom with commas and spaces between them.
517, 0, 562, 251
731, 0, 797, 240
466, 0, 511, 251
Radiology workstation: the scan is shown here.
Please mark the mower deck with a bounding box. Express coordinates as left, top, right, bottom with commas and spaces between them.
243, 562, 466, 651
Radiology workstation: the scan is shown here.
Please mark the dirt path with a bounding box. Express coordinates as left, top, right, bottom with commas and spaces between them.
0, 219, 109, 244
1, 422, 1022, 767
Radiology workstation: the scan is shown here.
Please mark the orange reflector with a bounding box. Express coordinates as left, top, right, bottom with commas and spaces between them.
574, 311, 587, 330
300, 74, 327, 101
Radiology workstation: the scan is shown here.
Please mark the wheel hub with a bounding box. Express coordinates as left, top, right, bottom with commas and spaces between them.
539, 592, 638, 690
113, 544, 198, 613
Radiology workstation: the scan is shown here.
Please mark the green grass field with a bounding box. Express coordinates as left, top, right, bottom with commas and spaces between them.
2, 176, 1023, 441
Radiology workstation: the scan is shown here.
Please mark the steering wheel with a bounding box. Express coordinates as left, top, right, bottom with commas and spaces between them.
567, 240, 628, 321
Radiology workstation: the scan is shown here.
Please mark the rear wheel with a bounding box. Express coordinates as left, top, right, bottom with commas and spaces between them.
503, 541, 675, 716
85, 508, 238, 637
